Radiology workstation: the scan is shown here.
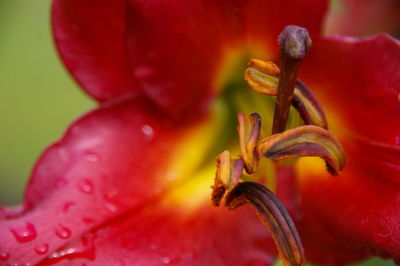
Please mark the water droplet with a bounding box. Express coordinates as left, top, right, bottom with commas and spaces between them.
77, 179, 94, 194
34, 243, 49, 255
0, 251, 9, 261
48, 247, 77, 264
141, 124, 154, 139
47, 233, 96, 264
61, 202, 75, 213
134, 66, 155, 79
103, 192, 120, 213
161, 255, 180, 264
10, 222, 37, 243
54, 178, 68, 189
86, 153, 100, 163
395, 136, 400, 146
104, 201, 119, 213
54, 225, 71, 239
397, 92, 400, 103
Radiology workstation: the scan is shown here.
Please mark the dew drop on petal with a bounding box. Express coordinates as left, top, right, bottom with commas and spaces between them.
161, 255, 181, 265
104, 201, 119, 213
141, 124, 154, 139
61, 202, 75, 213
54, 225, 71, 239
10, 222, 37, 243
77, 179, 94, 194
34, 243, 49, 255
134, 66, 155, 79
86, 153, 100, 163
0, 251, 9, 261
48, 247, 77, 263
47, 233, 96, 263
103, 192, 120, 213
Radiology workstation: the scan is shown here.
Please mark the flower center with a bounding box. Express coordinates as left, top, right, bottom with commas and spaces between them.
211, 25, 346, 266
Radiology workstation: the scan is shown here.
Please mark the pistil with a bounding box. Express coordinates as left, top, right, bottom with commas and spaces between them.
272, 26, 312, 134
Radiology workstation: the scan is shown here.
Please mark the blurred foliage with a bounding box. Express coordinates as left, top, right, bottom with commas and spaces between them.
0, 1, 396, 265
0, 0, 94, 204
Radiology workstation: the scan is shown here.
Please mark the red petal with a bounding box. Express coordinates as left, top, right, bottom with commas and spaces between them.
296, 35, 400, 263
325, 0, 400, 37
52, 0, 328, 115
40, 204, 275, 265
52, 0, 138, 101
0, 96, 223, 264
298, 167, 400, 263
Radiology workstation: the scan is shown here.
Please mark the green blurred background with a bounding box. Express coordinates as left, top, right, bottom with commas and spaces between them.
0, 0, 94, 205
0, 1, 395, 265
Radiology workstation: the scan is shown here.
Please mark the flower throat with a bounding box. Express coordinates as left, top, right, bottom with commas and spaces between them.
211, 25, 346, 266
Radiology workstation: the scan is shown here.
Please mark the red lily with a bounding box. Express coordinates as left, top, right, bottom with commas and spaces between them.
0, 0, 399, 265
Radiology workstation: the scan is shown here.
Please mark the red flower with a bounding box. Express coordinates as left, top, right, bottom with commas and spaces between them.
1, 0, 399, 265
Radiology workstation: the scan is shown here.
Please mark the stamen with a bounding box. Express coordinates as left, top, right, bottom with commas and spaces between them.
238, 113, 261, 174
212, 25, 346, 266
244, 60, 327, 128
291, 81, 327, 129
258, 125, 345, 175
273, 26, 312, 134
212, 151, 244, 206
225, 182, 305, 266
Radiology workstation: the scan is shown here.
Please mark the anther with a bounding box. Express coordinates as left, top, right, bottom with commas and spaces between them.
258, 125, 346, 175
244, 60, 327, 128
225, 182, 305, 266
273, 26, 312, 134
212, 151, 244, 206
238, 113, 261, 174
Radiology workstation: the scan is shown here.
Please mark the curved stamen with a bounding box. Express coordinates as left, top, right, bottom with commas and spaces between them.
225, 182, 305, 266
258, 125, 346, 175
291, 81, 327, 129
238, 113, 261, 174
244, 60, 327, 129
212, 151, 244, 206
